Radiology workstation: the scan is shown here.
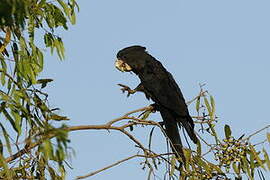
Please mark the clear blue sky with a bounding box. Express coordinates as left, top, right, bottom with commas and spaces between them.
42, 0, 270, 179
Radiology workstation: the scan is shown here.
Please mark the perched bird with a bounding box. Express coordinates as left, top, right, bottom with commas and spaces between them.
115, 45, 197, 159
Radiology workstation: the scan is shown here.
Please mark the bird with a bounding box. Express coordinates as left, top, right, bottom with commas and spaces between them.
115, 45, 198, 160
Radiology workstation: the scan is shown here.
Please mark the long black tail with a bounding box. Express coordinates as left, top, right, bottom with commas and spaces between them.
179, 115, 198, 144
159, 107, 184, 160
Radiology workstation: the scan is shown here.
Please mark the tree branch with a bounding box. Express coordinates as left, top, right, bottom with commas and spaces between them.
5, 106, 157, 163
76, 155, 138, 179
245, 124, 270, 140
76, 153, 173, 179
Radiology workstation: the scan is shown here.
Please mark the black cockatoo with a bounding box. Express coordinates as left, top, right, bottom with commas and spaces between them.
115, 45, 197, 158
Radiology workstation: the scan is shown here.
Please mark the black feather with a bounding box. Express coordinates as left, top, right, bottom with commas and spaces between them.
117, 45, 198, 157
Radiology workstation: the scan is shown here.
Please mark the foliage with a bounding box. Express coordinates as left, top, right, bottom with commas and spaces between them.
108, 87, 270, 180
0, 1, 269, 180
170, 88, 270, 180
0, 0, 78, 179
74, 86, 270, 180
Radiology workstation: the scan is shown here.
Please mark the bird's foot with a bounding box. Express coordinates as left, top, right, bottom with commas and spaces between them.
118, 84, 136, 97
158, 121, 165, 127
149, 103, 160, 112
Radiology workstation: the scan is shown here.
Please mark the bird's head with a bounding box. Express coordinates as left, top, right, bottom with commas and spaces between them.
115, 45, 147, 74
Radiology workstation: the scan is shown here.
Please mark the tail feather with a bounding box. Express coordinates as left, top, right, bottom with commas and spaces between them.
179, 116, 198, 144
159, 107, 198, 162
159, 108, 184, 160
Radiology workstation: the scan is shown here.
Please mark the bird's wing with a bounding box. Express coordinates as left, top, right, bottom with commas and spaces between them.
140, 61, 198, 143
140, 61, 189, 117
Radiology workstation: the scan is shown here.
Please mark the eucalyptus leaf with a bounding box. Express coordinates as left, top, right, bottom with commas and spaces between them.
224, 124, 232, 139
204, 97, 212, 117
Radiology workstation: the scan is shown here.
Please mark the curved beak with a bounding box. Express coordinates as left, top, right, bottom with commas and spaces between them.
115, 59, 132, 72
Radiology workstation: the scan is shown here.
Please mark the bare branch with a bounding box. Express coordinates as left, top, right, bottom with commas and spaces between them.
76, 155, 138, 179
76, 153, 173, 179
186, 90, 207, 105
244, 124, 270, 140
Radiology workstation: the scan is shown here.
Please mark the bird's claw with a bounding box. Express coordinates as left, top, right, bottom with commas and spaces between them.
158, 121, 165, 127
118, 84, 135, 97
149, 103, 160, 112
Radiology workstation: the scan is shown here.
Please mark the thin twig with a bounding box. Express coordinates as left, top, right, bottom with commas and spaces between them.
76, 153, 173, 179
186, 90, 207, 105
244, 124, 270, 140
76, 155, 138, 179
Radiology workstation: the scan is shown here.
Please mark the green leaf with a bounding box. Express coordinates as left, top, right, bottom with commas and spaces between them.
44, 33, 54, 47
141, 110, 151, 120
70, 11, 76, 24
7, 78, 12, 91
224, 124, 231, 139
11, 110, 22, 135
12, 90, 21, 103
36, 47, 44, 70
195, 96, 200, 113
56, 147, 65, 161
233, 162, 240, 175
37, 78, 53, 88
48, 166, 56, 179
0, 153, 12, 179
262, 148, 270, 170
169, 156, 176, 176
210, 95, 215, 120
242, 156, 252, 179
57, 0, 69, 18
249, 148, 255, 169
12, 42, 19, 61
2, 108, 18, 133
57, 0, 77, 25
183, 149, 192, 170
197, 158, 210, 174
0, 54, 7, 70
55, 37, 65, 60
204, 97, 213, 120
43, 139, 54, 160
19, 36, 27, 50
0, 124, 12, 155
204, 97, 212, 117
196, 140, 202, 156
0, 91, 9, 101
250, 145, 265, 170
49, 114, 69, 121
1, 71, 5, 86
267, 133, 270, 143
